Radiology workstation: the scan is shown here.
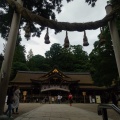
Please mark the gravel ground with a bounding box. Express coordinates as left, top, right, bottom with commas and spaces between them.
4, 103, 120, 120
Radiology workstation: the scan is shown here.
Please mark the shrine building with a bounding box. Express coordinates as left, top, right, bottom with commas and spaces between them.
10, 67, 106, 103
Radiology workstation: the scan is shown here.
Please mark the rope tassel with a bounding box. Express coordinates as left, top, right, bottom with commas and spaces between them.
24, 23, 31, 40
44, 28, 50, 44
64, 31, 70, 48
83, 30, 89, 46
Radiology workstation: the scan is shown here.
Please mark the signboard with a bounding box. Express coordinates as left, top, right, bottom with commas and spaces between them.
96, 95, 101, 103
82, 92, 86, 96
23, 91, 27, 96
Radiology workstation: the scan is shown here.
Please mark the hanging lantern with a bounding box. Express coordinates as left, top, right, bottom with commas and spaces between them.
83, 30, 89, 46
99, 27, 105, 45
44, 28, 50, 44
64, 31, 70, 48
24, 23, 31, 40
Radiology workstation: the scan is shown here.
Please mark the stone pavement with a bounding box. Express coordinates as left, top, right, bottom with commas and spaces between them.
14, 104, 103, 120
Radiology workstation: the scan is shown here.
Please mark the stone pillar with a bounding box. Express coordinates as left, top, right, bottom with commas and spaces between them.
105, 3, 120, 77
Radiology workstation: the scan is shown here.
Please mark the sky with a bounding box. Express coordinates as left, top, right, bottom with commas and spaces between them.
0, 0, 108, 57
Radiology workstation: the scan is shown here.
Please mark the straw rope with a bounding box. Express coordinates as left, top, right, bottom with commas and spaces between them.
7, 0, 120, 32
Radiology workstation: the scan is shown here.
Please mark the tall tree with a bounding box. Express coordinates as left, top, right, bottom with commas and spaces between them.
71, 45, 90, 72
27, 49, 34, 61
89, 26, 119, 87
27, 54, 46, 71
45, 43, 90, 72
13, 35, 26, 63
10, 35, 28, 80
45, 43, 62, 66
0, 0, 74, 40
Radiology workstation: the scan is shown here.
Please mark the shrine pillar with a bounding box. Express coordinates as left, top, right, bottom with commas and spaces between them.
105, 3, 120, 77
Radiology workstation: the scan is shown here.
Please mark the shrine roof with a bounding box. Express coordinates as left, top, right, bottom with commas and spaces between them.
11, 70, 93, 84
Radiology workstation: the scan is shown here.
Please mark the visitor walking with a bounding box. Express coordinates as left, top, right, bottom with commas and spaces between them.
57, 94, 62, 104
68, 93, 73, 106
52, 97, 55, 103
12, 86, 21, 114
4, 86, 15, 118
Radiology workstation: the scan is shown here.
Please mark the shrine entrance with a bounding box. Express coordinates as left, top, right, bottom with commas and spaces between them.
41, 89, 69, 103
30, 66, 79, 103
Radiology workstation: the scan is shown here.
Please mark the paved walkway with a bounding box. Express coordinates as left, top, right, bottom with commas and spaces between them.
14, 104, 103, 120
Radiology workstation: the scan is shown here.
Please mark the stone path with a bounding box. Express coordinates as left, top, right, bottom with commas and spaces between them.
14, 104, 103, 120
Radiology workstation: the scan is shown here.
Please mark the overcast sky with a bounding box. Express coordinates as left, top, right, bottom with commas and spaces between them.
0, 0, 108, 57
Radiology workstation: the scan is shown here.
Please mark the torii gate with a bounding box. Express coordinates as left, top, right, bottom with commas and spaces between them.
0, 0, 120, 118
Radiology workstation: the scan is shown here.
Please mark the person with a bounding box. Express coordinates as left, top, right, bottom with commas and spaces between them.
44, 96, 47, 103
68, 93, 73, 106
111, 91, 118, 106
12, 86, 21, 114
52, 97, 55, 103
48, 96, 51, 104
57, 94, 61, 104
4, 86, 15, 118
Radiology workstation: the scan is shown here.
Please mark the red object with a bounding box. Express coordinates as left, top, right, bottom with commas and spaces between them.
68, 94, 73, 99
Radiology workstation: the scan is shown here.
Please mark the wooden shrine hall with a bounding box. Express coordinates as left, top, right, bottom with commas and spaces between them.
10, 67, 106, 103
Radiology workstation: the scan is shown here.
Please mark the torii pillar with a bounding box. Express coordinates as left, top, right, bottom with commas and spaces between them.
106, 3, 120, 78
0, 0, 23, 118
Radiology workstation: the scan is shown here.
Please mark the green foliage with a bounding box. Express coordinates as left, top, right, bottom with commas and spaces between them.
27, 49, 34, 61
13, 45, 26, 63
10, 35, 27, 79
12, 35, 26, 63
71, 45, 90, 72
10, 62, 29, 80
0, 0, 101, 40
44, 43, 90, 72
0, 0, 73, 39
85, 0, 97, 7
89, 27, 119, 87
27, 54, 46, 71
25, 43, 90, 73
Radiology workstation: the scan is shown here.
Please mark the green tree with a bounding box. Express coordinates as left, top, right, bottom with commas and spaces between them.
13, 45, 26, 63
89, 26, 119, 87
27, 49, 34, 61
10, 62, 29, 80
27, 54, 46, 71
71, 45, 90, 72
0, 0, 74, 40
10, 35, 28, 80
45, 43, 90, 72
45, 43, 62, 66
57, 47, 75, 71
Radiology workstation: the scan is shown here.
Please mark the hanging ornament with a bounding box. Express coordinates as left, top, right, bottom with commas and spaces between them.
24, 23, 31, 40
83, 30, 89, 46
64, 31, 70, 48
99, 27, 105, 45
44, 27, 50, 44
